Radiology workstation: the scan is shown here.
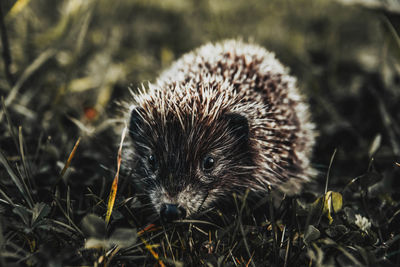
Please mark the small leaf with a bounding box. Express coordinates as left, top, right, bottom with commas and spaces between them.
304, 225, 320, 245
31, 202, 51, 227
323, 191, 343, 224
368, 134, 381, 157
81, 214, 106, 239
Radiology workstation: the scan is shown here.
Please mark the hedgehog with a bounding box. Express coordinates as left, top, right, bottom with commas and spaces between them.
125, 40, 315, 222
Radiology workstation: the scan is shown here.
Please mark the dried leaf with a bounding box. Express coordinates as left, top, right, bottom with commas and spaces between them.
141, 236, 165, 267
105, 126, 127, 225
60, 137, 81, 177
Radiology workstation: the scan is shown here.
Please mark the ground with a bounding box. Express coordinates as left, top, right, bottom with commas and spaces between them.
0, 0, 400, 266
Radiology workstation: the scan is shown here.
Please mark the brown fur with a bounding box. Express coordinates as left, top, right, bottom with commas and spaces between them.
125, 40, 316, 217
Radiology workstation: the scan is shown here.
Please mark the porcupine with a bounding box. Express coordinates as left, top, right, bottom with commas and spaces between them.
125, 40, 316, 222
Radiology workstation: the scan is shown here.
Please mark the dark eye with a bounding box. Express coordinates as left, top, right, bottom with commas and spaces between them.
148, 154, 157, 169
202, 156, 215, 172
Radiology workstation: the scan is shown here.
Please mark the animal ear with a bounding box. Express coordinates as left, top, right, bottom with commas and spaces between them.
224, 113, 249, 141
129, 106, 144, 139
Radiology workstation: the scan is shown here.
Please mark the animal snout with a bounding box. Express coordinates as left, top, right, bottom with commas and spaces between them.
160, 203, 186, 222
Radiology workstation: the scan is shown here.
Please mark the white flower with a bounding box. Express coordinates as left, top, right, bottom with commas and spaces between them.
355, 214, 371, 232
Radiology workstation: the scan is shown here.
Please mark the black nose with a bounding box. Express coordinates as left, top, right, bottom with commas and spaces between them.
160, 204, 186, 222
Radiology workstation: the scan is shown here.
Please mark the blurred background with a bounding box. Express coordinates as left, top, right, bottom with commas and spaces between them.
1, 0, 400, 192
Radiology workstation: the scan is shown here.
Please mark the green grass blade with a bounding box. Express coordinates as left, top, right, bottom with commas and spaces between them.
0, 150, 33, 208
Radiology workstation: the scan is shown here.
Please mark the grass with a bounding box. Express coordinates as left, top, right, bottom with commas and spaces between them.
1, 0, 400, 266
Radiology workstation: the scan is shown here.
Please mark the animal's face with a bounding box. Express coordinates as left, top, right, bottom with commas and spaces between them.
128, 106, 254, 221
